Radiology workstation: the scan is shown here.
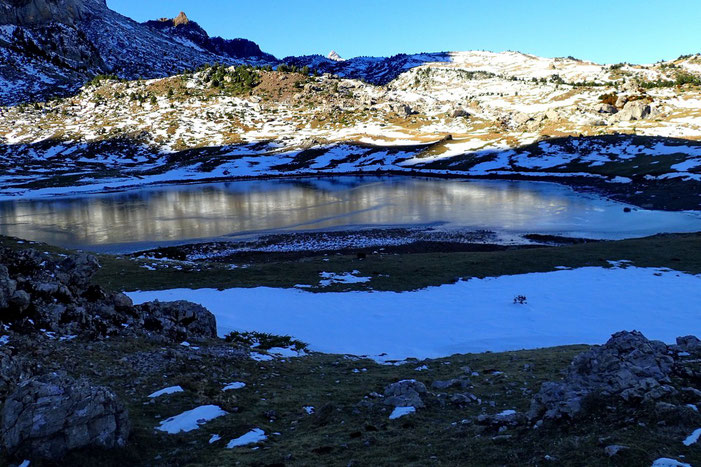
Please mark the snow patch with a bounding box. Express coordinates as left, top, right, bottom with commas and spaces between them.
156, 405, 227, 434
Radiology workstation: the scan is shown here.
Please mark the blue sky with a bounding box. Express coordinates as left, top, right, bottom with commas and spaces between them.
107, 0, 700, 64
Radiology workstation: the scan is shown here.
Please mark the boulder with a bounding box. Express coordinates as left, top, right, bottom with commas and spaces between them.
136, 300, 217, 341
616, 100, 651, 121
528, 331, 676, 420
431, 377, 471, 390
545, 109, 562, 121
383, 379, 427, 408
450, 108, 470, 118
1, 372, 130, 460
594, 103, 618, 114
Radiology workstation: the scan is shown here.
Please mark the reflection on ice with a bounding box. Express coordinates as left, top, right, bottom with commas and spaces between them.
0, 176, 699, 252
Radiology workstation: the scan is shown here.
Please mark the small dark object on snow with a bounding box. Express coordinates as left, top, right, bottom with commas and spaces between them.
623, 207, 632, 213
514, 295, 527, 305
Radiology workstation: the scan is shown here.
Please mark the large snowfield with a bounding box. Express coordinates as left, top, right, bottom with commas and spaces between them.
129, 264, 701, 361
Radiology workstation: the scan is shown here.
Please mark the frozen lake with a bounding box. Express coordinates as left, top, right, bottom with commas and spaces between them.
0, 176, 700, 252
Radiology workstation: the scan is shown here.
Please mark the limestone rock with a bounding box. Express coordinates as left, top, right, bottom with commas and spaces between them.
1, 372, 130, 460
431, 377, 471, 390
528, 331, 677, 420
676, 335, 701, 354
383, 379, 427, 408
616, 100, 651, 121
0, 0, 106, 26
136, 300, 217, 342
594, 103, 618, 114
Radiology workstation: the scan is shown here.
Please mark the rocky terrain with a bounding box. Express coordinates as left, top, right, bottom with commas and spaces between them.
0, 246, 699, 465
0, 0, 275, 104
1, 0, 701, 208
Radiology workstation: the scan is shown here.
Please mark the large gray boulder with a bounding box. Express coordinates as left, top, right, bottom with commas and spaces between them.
383, 379, 427, 408
616, 100, 651, 121
1, 372, 130, 460
136, 300, 217, 341
528, 331, 676, 420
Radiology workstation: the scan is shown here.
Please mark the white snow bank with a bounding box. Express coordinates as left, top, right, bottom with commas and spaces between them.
156, 405, 227, 434
148, 386, 184, 398
683, 428, 701, 446
223, 382, 246, 391
652, 459, 691, 467
319, 271, 371, 287
129, 266, 701, 361
389, 407, 416, 420
227, 428, 267, 448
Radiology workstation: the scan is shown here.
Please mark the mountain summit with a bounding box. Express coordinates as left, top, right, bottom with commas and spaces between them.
173, 11, 190, 26
327, 50, 345, 62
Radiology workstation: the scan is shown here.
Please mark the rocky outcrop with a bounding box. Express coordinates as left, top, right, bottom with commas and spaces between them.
528, 331, 677, 421
136, 300, 217, 342
383, 379, 427, 408
143, 12, 275, 62
0, 247, 217, 342
0, 1, 276, 104
1, 372, 129, 460
0, 0, 105, 26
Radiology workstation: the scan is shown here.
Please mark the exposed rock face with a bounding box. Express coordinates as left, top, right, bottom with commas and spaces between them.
383, 379, 427, 408
0, 0, 105, 26
528, 331, 676, 420
0, 247, 217, 342
143, 12, 275, 61
173, 11, 189, 27
136, 300, 217, 341
0, 2, 276, 104
1, 372, 130, 460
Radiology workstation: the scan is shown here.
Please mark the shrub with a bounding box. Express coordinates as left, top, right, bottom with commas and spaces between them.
225, 331, 308, 351
599, 92, 618, 106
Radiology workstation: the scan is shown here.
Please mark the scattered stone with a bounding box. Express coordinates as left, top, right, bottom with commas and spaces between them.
431, 377, 471, 390
1, 372, 130, 460
477, 410, 524, 427
604, 445, 629, 457
594, 103, 618, 114
449, 392, 479, 406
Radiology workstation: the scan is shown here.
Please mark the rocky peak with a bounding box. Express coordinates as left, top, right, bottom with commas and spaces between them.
328, 50, 345, 62
173, 11, 189, 26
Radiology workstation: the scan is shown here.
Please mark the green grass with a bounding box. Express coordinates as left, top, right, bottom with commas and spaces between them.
8, 336, 698, 466
2, 232, 700, 294
81, 232, 701, 293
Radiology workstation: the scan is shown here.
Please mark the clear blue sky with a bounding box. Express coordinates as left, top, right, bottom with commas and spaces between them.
107, 0, 700, 64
